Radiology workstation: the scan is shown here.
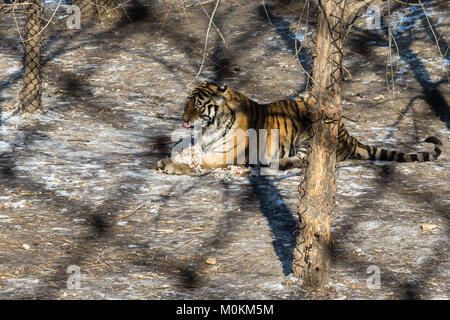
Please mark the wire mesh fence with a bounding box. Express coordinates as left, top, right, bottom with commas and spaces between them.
1, 0, 128, 113
72, 0, 119, 19
19, 0, 44, 113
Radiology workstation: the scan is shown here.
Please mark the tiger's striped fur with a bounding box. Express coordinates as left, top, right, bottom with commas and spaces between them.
157, 82, 442, 175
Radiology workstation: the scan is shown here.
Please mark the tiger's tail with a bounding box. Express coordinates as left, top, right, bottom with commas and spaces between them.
337, 122, 442, 162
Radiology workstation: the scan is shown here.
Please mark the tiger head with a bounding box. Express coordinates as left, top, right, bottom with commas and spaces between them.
181, 82, 228, 129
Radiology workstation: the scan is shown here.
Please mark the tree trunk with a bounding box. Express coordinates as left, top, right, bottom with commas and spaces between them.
20, 0, 43, 113
293, 0, 346, 287
72, 0, 96, 18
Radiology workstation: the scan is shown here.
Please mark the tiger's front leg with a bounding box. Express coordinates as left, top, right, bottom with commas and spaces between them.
157, 151, 230, 175
157, 158, 197, 175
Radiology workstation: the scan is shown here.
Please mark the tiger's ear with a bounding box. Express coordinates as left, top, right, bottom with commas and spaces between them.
218, 84, 227, 93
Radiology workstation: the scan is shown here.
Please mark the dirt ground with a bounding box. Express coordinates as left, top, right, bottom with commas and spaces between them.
0, 0, 448, 299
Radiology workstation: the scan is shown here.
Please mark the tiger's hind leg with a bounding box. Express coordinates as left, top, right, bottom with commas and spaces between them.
278, 141, 310, 171
278, 150, 308, 171
278, 129, 311, 171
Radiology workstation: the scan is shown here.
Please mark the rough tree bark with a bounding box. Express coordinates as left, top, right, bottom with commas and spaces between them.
20, 0, 43, 113
293, 0, 346, 287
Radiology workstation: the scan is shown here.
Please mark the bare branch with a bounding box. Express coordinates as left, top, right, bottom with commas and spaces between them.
190, 0, 221, 84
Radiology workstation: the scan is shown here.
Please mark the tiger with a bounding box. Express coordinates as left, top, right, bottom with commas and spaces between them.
157, 82, 442, 175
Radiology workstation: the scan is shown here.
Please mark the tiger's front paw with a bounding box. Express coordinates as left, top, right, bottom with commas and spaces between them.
165, 163, 196, 175
157, 158, 171, 170
157, 158, 196, 175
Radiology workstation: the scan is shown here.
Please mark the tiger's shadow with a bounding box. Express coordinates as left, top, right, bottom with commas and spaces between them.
150, 135, 298, 276
246, 174, 297, 276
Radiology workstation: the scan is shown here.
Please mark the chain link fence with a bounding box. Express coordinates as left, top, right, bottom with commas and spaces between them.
72, 0, 119, 20
19, 0, 44, 113
10, 0, 122, 113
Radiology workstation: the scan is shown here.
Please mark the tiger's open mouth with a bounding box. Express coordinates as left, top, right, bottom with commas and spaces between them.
182, 119, 209, 129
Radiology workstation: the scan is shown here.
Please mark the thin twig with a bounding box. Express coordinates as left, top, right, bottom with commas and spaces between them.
199, 2, 228, 47
157, 4, 172, 42
388, 1, 396, 99
341, 115, 358, 122
417, 0, 448, 79
186, 0, 215, 8
0, 2, 33, 10
118, 203, 146, 220
190, 45, 224, 68
96, 258, 120, 270
190, 0, 221, 84
94, 0, 106, 26
23, 0, 62, 43
393, 0, 421, 6
12, 2, 25, 44
292, 0, 318, 90
344, 0, 375, 21
119, 0, 133, 22
261, 0, 272, 25
230, 0, 241, 7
